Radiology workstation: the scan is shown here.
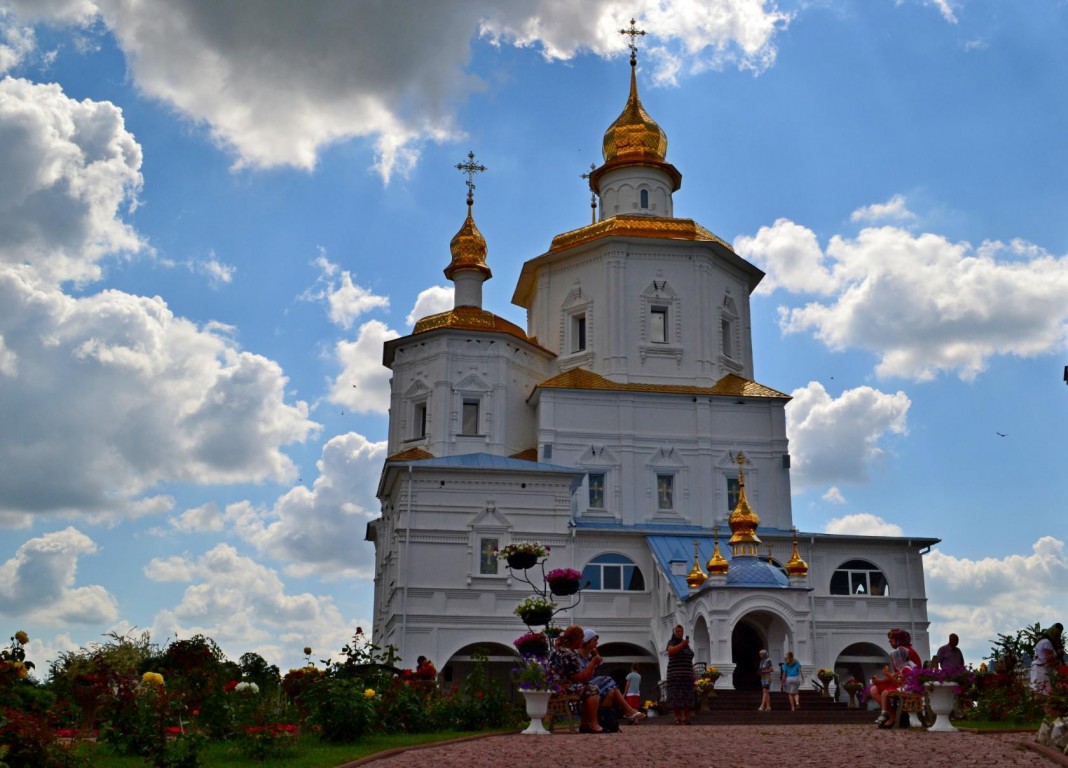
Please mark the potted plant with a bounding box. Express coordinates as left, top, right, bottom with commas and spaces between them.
816, 667, 836, 696
512, 655, 555, 735
842, 677, 865, 708
498, 542, 549, 571
514, 631, 550, 658
695, 666, 720, 707
515, 596, 557, 627
544, 568, 583, 596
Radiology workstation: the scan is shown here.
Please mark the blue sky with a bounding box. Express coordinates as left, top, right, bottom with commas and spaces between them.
1, 0, 1065, 673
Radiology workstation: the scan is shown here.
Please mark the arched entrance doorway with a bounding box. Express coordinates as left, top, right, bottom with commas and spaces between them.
833, 642, 890, 692
731, 622, 763, 690
442, 642, 517, 694
596, 642, 659, 704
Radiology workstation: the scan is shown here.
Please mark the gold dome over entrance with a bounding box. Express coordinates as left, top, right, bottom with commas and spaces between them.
728, 451, 762, 557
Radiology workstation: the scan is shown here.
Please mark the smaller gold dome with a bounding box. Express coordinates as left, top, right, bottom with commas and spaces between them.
687, 543, 707, 589
728, 484, 762, 554
785, 529, 809, 577
602, 64, 668, 164
444, 208, 491, 280
706, 536, 729, 575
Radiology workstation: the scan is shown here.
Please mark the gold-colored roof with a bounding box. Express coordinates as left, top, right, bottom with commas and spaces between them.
412, 306, 532, 344
533, 367, 791, 400
510, 448, 539, 462
387, 447, 434, 462
548, 215, 724, 254
444, 209, 491, 280
603, 64, 668, 164
785, 529, 809, 577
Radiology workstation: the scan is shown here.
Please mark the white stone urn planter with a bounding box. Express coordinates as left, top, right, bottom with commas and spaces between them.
926, 682, 958, 732
521, 690, 552, 735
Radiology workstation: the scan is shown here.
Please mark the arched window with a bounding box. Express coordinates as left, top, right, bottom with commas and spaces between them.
582, 553, 645, 591
830, 559, 889, 596
639, 188, 649, 209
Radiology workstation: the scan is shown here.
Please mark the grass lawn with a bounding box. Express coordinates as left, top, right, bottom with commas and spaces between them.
74, 730, 498, 767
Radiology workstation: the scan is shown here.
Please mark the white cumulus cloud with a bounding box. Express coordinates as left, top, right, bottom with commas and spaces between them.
0, 76, 145, 284
824, 512, 903, 537
746, 216, 1068, 382
146, 543, 355, 670
924, 536, 1068, 664
0, 527, 118, 624
406, 285, 453, 327
227, 432, 386, 578
850, 194, 916, 223
786, 381, 910, 489
5, 1, 792, 181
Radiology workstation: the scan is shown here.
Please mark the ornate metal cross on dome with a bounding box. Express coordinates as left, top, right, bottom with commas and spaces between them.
619, 18, 646, 65
455, 151, 487, 208
580, 162, 597, 224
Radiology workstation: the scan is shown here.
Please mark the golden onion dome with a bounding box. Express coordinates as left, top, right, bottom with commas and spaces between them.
686, 542, 707, 589
706, 536, 729, 575
444, 207, 491, 280
785, 530, 809, 577
728, 468, 762, 556
602, 63, 668, 164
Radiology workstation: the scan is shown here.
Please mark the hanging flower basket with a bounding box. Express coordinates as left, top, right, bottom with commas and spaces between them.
508, 552, 539, 570
498, 542, 549, 571
514, 632, 550, 657
545, 568, 583, 596
519, 608, 554, 626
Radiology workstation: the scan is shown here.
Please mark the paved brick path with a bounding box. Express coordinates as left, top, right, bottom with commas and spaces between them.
347, 724, 1054, 767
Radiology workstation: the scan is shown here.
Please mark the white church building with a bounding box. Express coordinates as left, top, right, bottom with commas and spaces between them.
366, 40, 937, 697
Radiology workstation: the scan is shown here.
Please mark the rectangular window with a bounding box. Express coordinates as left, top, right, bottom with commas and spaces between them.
571, 313, 587, 353
414, 402, 427, 438
461, 400, 479, 435
727, 477, 741, 513
657, 474, 674, 510
588, 472, 605, 508
721, 319, 733, 358
479, 538, 499, 575
650, 307, 667, 343
603, 565, 622, 590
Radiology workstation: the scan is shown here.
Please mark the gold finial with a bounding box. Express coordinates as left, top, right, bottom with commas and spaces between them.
455, 150, 487, 211
446, 151, 490, 281
766, 543, 774, 563
728, 451, 761, 556
580, 162, 597, 224
619, 18, 646, 66
785, 526, 809, 578
687, 540, 707, 589
706, 523, 729, 575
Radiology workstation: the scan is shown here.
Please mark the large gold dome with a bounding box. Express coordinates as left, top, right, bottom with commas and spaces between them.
602, 65, 668, 163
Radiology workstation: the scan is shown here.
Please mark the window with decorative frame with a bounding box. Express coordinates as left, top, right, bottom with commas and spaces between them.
830, 559, 890, 596
581, 553, 645, 591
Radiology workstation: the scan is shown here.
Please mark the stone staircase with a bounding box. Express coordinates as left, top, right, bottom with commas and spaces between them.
647, 689, 877, 726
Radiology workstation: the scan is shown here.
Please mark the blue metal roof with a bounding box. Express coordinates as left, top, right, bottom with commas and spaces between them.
646, 535, 801, 599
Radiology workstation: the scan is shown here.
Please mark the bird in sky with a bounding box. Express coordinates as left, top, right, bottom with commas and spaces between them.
996, 432, 1007, 437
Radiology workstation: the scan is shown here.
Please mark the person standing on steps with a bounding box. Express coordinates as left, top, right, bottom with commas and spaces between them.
665, 624, 695, 725
624, 662, 642, 713
758, 650, 774, 711
782, 651, 803, 711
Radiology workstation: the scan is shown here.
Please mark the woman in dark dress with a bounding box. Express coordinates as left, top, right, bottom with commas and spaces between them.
665, 624, 695, 724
